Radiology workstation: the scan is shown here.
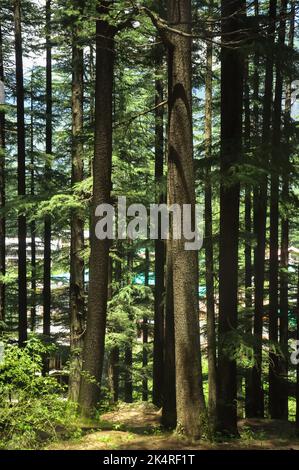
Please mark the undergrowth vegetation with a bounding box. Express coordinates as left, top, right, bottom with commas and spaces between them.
0, 338, 79, 449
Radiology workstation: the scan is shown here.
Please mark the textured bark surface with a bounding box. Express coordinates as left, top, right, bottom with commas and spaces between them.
250, 0, 277, 419
0, 20, 5, 324
43, 0, 52, 366
166, 0, 206, 439
217, 0, 244, 434
244, 60, 252, 417
152, 50, 165, 408
279, 1, 295, 420
14, 0, 27, 346
69, 0, 85, 403
269, 0, 287, 419
244, 62, 252, 316
79, 14, 115, 414
204, 23, 217, 431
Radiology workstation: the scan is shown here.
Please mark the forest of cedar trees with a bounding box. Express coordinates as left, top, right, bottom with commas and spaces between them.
0, 0, 299, 453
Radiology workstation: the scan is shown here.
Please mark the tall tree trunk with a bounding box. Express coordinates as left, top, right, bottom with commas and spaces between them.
30, 73, 36, 331
268, 0, 287, 419
244, 63, 252, 315
166, 0, 206, 439
142, 248, 149, 401
69, 0, 85, 403
244, 60, 252, 416
79, 8, 115, 414
251, 0, 277, 418
152, 44, 165, 409
0, 20, 5, 325
217, 0, 245, 435
204, 21, 217, 432
14, 0, 27, 346
43, 0, 52, 363
278, 0, 294, 421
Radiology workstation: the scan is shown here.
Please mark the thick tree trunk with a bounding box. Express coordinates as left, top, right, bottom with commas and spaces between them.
0, 20, 5, 325
250, 0, 277, 418
269, 0, 287, 419
217, 0, 245, 435
166, 0, 206, 439
43, 0, 52, 364
78, 13, 115, 415
152, 48, 165, 409
69, 0, 85, 403
14, 0, 27, 346
204, 24, 217, 432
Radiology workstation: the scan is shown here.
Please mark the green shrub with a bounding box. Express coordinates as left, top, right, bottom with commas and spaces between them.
0, 337, 77, 449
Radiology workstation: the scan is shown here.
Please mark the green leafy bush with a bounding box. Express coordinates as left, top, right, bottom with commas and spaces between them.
0, 337, 77, 449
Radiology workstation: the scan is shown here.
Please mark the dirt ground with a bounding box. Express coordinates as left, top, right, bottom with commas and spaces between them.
47, 402, 299, 450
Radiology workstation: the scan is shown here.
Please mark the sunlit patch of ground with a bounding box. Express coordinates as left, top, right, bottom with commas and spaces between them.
47, 402, 299, 450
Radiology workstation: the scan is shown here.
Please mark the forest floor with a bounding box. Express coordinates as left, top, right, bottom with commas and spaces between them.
47, 402, 299, 450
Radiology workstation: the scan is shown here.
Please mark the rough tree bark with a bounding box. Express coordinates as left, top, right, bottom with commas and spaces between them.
269, 0, 287, 419
244, 59, 252, 416
69, 0, 85, 403
152, 40, 165, 409
217, 0, 245, 434
14, 0, 27, 346
0, 20, 5, 325
165, 0, 206, 438
204, 19, 217, 432
43, 0, 52, 365
250, 0, 277, 418
244, 61, 252, 316
78, 6, 115, 414
278, 0, 294, 420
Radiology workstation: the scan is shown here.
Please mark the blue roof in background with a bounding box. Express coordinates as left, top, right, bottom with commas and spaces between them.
52, 271, 207, 295
133, 273, 155, 286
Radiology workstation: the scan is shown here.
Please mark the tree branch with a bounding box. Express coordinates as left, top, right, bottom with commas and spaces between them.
114, 99, 168, 128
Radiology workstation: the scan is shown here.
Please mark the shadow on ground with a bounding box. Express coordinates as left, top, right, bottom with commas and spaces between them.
47, 402, 299, 450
